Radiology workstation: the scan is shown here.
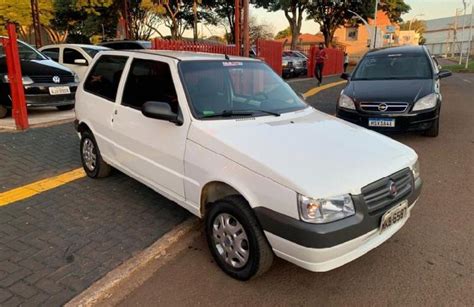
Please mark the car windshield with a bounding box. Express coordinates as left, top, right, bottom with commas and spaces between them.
179, 60, 307, 119
82, 47, 107, 58
352, 53, 432, 80
0, 41, 46, 61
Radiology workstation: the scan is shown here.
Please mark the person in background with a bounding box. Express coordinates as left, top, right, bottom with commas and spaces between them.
314, 43, 328, 86
344, 52, 349, 72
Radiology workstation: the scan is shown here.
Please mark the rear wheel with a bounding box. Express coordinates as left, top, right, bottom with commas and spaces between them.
205, 195, 274, 280
423, 118, 439, 137
80, 130, 112, 178
0, 105, 8, 119
57, 105, 74, 111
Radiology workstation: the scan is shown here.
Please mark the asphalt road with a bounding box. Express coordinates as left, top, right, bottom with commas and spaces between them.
119, 73, 474, 306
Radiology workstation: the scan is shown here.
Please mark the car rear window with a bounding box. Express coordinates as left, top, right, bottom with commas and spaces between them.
352, 53, 432, 80
83, 55, 128, 102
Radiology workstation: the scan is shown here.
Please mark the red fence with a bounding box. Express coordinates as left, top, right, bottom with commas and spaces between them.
151, 38, 238, 56
307, 46, 344, 78
256, 40, 283, 76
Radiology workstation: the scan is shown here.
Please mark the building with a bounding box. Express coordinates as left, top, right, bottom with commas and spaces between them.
424, 14, 473, 56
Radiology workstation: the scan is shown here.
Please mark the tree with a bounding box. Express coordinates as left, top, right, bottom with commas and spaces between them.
249, 16, 274, 43
0, 0, 54, 38
307, 0, 410, 47
254, 0, 309, 50
275, 26, 291, 39
400, 19, 426, 45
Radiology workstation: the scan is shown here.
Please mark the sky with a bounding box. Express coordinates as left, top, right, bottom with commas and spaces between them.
191, 0, 472, 38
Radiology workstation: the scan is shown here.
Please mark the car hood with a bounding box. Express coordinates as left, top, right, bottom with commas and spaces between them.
0, 58, 74, 76
188, 108, 417, 198
347, 79, 433, 103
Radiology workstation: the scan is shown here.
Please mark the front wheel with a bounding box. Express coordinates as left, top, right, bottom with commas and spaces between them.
423, 118, 439, 137
80, 130, 112, 178
205, 195, 274, 280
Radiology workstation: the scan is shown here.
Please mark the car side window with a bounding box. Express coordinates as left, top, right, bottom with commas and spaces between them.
42, 48, 59, 62
84, 55, 128, 102
64, 48, 87, 64
122, 59, 178, 112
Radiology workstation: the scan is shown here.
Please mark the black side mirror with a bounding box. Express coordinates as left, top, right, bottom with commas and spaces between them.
142, 101, 183, 125
437, 70, 452, 79
340, 72, 351, 80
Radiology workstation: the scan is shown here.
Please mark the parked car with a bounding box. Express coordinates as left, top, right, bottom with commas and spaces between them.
337, 46, 451, 137
75, 50, 422, 280
283, 50, 307, 77
0, 38, 78, 118
98, 40, 152, 50
39, 44, 110, 81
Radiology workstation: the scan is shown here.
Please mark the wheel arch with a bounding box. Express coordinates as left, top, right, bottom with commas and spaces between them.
200, 181, 251, 216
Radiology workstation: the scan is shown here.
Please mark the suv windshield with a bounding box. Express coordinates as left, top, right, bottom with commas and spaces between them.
0, 41, 46, 61
352, 53, 432, 80
179, 61, 307, 119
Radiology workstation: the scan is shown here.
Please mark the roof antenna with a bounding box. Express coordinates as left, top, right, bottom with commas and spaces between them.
224, 54, 230, 60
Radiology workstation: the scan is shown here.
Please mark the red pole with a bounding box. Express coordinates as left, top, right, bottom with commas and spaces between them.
234, 0, 240, 56
3, 24, 29, 130
242, 0, 250, 57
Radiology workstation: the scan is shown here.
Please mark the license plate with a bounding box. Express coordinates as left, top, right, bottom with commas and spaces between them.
49, 86, 70, 95
368, 118, 395, 128
380, 201, 408, 233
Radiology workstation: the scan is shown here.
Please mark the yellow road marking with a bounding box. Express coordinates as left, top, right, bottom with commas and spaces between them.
0, 168, 86, 207
303, 80, 347, 99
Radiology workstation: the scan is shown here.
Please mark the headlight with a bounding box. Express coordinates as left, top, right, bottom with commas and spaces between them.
298, 194, 355, 224
338, 94, 356, 110
412, 93, 437, 111
411, 160, 420, 180
1, 75, 34, 85
74, 73, 80, 83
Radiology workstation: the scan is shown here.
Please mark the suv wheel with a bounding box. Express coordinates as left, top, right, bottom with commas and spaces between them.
205, 195, 274, 280
423, 118, 439, 137
0, 105, 8, 119
80, 130, 112, 178
57, 105, 74, 111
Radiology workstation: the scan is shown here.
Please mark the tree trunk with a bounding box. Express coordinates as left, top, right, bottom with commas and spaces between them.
193, 0, 198, 42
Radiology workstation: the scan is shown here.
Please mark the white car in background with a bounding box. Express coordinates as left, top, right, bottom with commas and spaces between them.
39, 44, 110, 81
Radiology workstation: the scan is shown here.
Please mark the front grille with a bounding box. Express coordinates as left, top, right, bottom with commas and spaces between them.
361, 168, 413, 215
360, 102, 409, 113
30, 75, 75, 84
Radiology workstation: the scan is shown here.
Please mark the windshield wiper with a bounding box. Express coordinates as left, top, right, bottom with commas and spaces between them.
202, 109, 281, 119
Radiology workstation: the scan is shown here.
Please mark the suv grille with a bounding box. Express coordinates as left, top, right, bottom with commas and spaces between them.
361, 168, 413, 215
30, 75, 75, 84
360, 102, 408, 113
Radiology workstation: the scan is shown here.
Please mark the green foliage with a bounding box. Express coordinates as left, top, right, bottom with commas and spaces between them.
0, 0, 54, 34
275, 27, 291, 39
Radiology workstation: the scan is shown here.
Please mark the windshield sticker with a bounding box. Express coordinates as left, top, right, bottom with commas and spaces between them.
223, 62, 243, 67
388, 54, 403, 57
202, 110, 215, 116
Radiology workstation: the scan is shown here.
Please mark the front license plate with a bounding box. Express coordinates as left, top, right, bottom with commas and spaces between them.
49, 86, 70, 95
369, 118, 395, 128
380, 201, 408, 233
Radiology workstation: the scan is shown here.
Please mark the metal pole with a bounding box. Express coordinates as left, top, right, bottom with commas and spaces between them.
460, 0, 467, 64
242, 0, 250, 57
373, 0, 379, 48
30, 0, 42, 47
348, 10, 373, 47
465, 4, 473, 69
234, 0, 240, 55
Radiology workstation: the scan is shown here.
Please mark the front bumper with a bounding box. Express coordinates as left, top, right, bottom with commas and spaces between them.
1, 83, 77, 108
255, 177, 422, 272
336, 107, 439, 133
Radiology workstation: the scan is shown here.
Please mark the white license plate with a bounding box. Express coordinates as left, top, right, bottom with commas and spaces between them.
49, 86, 70, 95
380, 201, 408, 233
369, 118, 395, 128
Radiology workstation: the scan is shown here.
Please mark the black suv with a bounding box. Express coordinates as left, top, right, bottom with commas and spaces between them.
0, 38, 78, 118
336, 46, 451, 137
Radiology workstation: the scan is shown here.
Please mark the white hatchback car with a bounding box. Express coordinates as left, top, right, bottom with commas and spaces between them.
39, 44, 110, 81
75, 50, 422, 280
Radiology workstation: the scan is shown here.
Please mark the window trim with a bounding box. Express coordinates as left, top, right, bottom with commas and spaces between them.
41, 47, 60, 61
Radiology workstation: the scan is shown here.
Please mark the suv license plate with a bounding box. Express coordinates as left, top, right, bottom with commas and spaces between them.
380, 201, 408, 233
369, 118, 395, 128
49, 86, 70, 96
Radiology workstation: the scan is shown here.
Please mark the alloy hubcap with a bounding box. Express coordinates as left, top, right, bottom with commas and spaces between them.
212, 213, 249, 269
82, 138, 97, 171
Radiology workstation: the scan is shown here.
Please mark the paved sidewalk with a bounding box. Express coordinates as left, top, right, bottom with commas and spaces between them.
0, 124, 190, 306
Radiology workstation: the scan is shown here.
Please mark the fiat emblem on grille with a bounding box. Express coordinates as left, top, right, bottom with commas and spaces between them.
378, 103, 388, 112
389, 180, 398, 197
52, 76, 61, 84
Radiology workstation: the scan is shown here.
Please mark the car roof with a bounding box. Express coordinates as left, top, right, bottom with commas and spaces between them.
40, 44, 110, 50
99, 49, 259, 62
366, 45, 426, 56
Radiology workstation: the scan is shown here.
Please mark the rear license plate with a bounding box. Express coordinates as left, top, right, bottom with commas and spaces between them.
368, 118, 395, 128
49, 86, 70, 95
380, 201, 408, 233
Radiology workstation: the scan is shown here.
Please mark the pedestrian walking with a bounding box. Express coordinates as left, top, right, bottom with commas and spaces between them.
314, 43, 327, 86
344, 52, 349, 72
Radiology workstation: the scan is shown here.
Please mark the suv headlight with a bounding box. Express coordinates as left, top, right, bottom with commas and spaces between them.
338, 94, 356, 110
412, 93, 437, 111
1, 75, 34, 85
411, 160, 420, 180
298, 194, 355, 224
74, 73, 80, 83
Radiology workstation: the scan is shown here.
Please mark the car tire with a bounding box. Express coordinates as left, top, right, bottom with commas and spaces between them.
423, 118, 439, 137
80, 130, 112, 178
57, 105, 74, 111
0, 105, 8, 119
205, 195, 274, 281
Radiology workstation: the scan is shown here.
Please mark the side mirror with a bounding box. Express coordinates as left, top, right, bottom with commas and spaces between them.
437, 70, 452, 79
74, 59, 88, 65
142, 101, 183, 125
340, 72, 351, 80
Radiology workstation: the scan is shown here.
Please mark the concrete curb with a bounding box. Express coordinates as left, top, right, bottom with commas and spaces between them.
65, 218, 201, 307
0, 118, 74, 132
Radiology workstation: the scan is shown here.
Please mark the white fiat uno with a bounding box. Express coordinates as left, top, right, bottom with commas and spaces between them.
75, 50, 422, 280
